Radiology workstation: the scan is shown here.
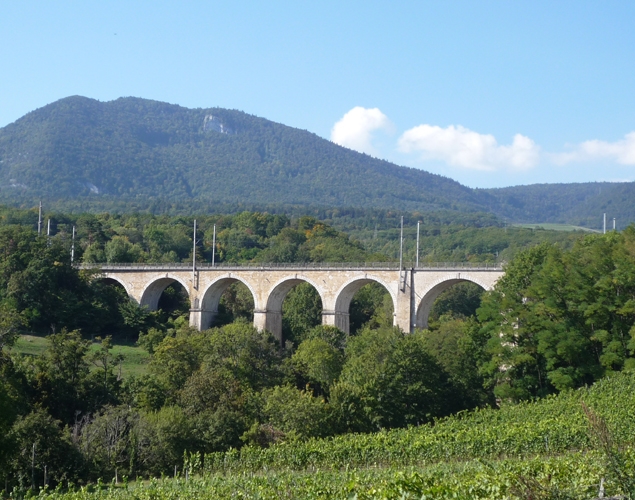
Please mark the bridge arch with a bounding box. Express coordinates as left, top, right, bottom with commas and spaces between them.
264, 275, 325, 343
333, 276, 397, 334
415, 274, 490, 329
96, 275, 133, 299
199, 275, 258, 330
140, 275, 191, 311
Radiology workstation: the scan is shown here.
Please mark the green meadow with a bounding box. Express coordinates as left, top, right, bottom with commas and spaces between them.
12, 335, 150, 378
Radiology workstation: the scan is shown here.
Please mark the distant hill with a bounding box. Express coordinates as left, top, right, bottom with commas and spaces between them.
0, 96, 482, 212
0, 96, 632, 228
480, 182, 634, 229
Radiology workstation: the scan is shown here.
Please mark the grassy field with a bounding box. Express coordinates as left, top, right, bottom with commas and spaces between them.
12, 334, 150, 378
512, 222, 601, 232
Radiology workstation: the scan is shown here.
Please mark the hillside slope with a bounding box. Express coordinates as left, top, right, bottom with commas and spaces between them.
481, 182, 634, 228
0, 96, 481, 213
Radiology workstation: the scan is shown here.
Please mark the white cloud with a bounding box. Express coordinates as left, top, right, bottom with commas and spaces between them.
331, 107, 392, 155
553, 132, 635, 165
398, 124, 540, 172
331, 108, 635, 180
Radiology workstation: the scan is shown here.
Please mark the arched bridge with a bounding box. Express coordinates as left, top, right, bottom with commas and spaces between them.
87, 262, 504, 342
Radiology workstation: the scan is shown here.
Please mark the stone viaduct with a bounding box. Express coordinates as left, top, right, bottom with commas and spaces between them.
88, 262, 504, 342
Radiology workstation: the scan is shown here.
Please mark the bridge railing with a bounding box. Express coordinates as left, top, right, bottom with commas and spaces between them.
79, 261, 505, 271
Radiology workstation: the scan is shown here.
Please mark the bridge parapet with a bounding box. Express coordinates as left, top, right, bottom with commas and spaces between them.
80, 261, 504, 272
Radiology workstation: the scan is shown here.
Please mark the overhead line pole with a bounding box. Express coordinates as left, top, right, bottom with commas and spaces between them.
71, 226, 75, 263
212, 224, 216, 267
399, 216, 405, 291
37, 201, 42, 235
416, 220, 420, 268
192, 219, 197, 289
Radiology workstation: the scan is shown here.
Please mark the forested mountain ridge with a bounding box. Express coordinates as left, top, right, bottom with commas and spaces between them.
0, 96, 481, 212
1, 95, 633, 228
480, 182, 635, 228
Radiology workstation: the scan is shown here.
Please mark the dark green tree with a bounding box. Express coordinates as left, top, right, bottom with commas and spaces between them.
331, 326, 460, 431
281, 283, 322, 344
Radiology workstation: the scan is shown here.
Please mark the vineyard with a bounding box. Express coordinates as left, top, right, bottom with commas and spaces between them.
23, 372, 635, 499
202, 373, 633, 473
31, 454, 612, 499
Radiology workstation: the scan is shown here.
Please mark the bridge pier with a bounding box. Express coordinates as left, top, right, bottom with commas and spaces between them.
322, 310, 350, 334
253, 309, 268, 332
189, 308, 217, 331
264, 311, 283, 344
253, 310, 286, 344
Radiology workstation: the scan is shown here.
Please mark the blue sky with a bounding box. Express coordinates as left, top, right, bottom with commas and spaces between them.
1, 1, 634, 188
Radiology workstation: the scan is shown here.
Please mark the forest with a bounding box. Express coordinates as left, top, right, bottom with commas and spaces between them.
1, 204, 635, 496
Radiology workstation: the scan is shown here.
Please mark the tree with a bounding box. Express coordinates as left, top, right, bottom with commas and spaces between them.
5, 237, 94, 333
281, 283, 322, 345
179, 366, 255, 453
88, 336, 124, 409
429, 281, 484, 323
0, 372, 20, 487
420, 317, 493, 408
9, 409, 83, 490
304, 325, 347, 350
104, 236, 143, 263
215, 282, 255, 325
477, 243, 552, 401
20, 330, 107, 424
151, 320, 282, 399
0, 300, 24, 356
265, 227, 307, 261
75, 405, 139, 480
291, 338, 343, 394
331, 326, 460, 431
261, 385, 333, 440
202, 320, 283, 391
136, 406, 195, 476
477, 232, 635, 401
349, 283, 393, 334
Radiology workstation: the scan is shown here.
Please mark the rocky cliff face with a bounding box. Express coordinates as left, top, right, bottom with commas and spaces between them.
204, 115, 233, 135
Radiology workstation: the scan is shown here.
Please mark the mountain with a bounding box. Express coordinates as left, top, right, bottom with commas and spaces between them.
0, 96, 482, 213
0, 96, 632, 228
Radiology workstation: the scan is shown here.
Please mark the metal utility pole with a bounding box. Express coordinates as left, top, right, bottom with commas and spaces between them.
37, 201, 42, 235
212, 224, 216, 267
399, 216, 404, 270
70, 226, 76, 263
192, 220, 197, 289
416, 221, 421, 268
399, 216, 405, 291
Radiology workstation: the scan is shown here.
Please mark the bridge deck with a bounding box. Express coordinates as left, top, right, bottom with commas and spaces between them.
80, 262, 504, 272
